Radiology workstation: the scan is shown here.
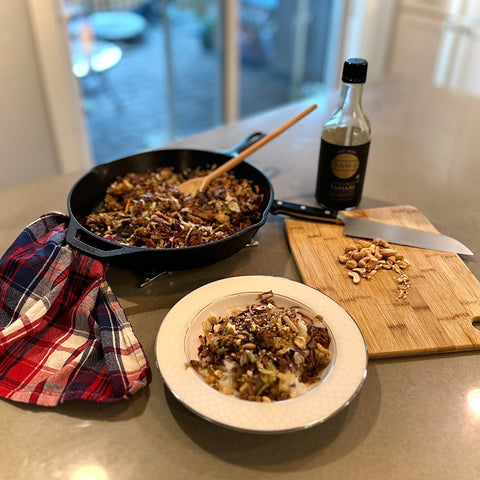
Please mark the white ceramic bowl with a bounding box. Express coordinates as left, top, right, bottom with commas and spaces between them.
156, 275, 368, 434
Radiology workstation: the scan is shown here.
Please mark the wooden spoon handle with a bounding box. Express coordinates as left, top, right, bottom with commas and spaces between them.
203, 103, 317, 184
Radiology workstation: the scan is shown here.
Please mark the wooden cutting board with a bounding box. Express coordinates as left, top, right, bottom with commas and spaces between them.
284, 205, 480, 358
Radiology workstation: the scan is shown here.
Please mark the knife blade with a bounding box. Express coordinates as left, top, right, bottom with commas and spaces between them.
270, 200, 473, 255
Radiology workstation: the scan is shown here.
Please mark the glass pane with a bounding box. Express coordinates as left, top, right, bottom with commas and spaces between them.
64, 0, 222, 165
167, 0, 223, 139
239, 0, 334, 117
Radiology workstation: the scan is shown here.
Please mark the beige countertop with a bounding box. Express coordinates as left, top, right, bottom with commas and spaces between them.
1, 75, 479, 479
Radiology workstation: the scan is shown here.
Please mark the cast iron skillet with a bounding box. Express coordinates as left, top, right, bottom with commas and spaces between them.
67, 133, 275, 271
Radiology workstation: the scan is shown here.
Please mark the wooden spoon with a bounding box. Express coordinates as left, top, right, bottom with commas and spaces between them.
177, 103, 317, 197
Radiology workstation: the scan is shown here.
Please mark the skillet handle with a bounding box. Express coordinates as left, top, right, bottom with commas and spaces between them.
66, 217, 135, 259
220, 132, 267, 157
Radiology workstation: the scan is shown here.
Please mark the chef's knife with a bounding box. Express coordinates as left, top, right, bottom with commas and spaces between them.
270, 200, 473, 255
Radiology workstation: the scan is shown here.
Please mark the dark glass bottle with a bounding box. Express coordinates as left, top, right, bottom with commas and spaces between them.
315, 58, 371, 210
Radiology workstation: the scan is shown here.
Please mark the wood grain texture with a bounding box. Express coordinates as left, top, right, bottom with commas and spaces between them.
285, 205, 480, 358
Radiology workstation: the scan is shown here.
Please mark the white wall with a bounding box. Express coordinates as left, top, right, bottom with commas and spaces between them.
342, 0, 398, 82
0, 1, 59, 192
0, 1, 92, 193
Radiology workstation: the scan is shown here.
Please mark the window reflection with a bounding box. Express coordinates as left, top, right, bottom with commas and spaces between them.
467, 388, 480, 416
70, 464, 108, 480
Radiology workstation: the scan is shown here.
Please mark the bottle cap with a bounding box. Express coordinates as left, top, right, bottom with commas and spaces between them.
342, 58, 368, 84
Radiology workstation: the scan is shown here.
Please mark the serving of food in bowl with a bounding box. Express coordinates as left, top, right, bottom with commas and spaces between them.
188, 290, 333, 403
156, 275, 368, 433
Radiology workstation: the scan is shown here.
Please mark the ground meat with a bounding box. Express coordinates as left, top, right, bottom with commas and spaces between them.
85, 166, 264, 249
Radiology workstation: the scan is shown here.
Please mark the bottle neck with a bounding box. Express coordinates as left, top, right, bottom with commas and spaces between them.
338, 82, 364, 113
323, 80, 370, 145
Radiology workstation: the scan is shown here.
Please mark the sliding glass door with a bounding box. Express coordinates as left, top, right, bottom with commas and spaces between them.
62, 0, 338, 165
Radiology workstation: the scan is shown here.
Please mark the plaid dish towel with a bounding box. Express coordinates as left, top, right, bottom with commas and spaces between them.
0, 212, 150, 406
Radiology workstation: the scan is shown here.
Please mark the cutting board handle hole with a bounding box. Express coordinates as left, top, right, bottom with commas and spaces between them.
472, 317, 480, 330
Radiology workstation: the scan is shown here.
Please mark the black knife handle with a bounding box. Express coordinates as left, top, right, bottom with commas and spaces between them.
270, 200, 341, 223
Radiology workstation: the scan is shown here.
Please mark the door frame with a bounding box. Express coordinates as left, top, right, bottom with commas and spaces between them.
27, 0, 93, 173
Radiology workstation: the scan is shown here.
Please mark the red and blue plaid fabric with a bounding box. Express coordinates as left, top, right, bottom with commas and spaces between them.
0, 213, 150, 406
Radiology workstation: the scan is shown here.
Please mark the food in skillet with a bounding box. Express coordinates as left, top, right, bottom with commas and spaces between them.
189, 291, 331, 402
85, 166, 263, 248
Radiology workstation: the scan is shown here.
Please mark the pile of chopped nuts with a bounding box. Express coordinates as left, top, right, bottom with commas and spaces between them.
339, 238, 411, 300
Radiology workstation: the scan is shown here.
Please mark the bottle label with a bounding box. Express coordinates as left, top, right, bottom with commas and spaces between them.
331, 152, 360, 179
315, 139, 370, 209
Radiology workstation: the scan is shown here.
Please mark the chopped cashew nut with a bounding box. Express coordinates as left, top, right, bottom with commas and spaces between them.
339, 238, 411, 301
